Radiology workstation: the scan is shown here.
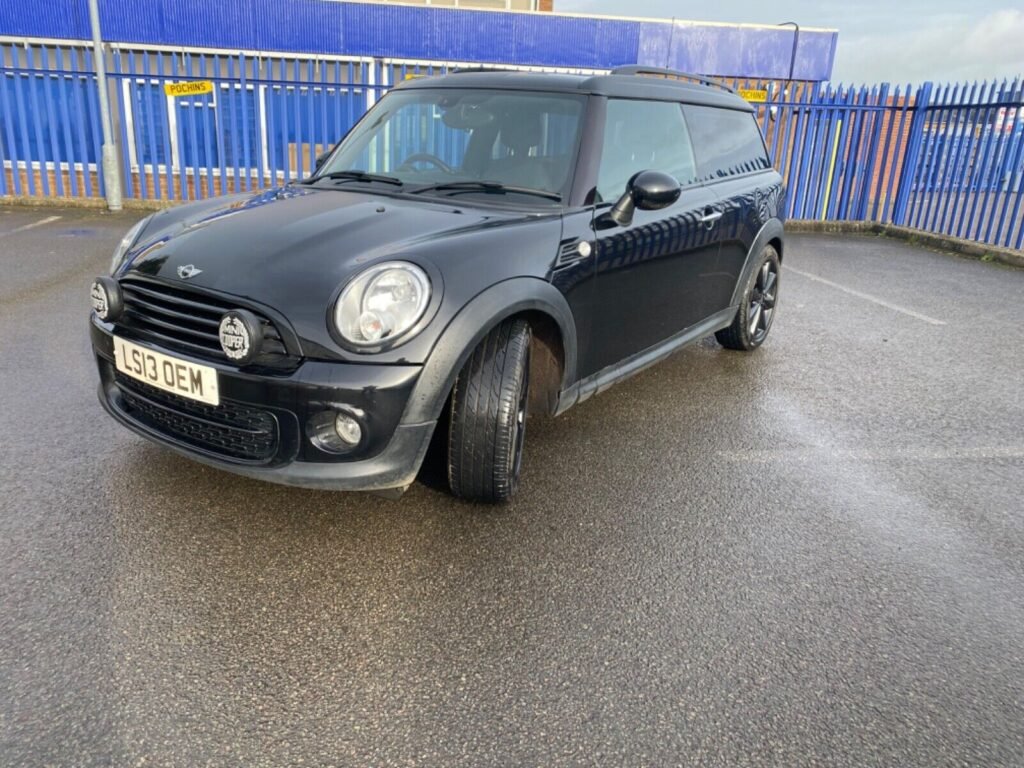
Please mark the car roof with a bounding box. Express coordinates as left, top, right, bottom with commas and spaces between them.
394, 70, 753, 112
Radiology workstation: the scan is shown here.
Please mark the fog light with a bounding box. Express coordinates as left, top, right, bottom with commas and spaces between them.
218, 309, 262, 366
306, 408, 365, 453
90, 276, 123, 321
334, 413, 362, 445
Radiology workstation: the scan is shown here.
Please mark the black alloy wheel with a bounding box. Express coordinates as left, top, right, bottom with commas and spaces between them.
716, 244, 781, 351
748, 257, 778, 345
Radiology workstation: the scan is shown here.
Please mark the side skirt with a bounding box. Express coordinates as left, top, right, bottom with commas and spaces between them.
553, 306, 737, 415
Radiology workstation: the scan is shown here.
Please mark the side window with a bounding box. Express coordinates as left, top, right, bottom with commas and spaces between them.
682, 105, 771, 181
595, 99, 697, 202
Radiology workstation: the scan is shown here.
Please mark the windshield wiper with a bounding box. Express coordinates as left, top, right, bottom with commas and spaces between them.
409, 180, 562, 202
306, 170, 404, 186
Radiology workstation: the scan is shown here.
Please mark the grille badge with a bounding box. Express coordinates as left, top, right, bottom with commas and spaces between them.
218, 310, 262, 365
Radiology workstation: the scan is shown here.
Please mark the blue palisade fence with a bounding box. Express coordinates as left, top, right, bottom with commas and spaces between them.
1, 40, 1023, 249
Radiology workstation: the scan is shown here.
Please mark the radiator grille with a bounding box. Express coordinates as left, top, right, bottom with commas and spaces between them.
117, 278, 290, 367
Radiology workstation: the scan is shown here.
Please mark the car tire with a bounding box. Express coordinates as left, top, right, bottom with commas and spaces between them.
447, 319, 532, 503
716, 244, 780, 351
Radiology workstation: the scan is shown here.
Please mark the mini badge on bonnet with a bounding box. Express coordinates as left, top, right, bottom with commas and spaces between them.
218, 309, 263, 366
177, 264, 202, 279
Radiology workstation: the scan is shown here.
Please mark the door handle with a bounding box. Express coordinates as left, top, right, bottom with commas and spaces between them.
700, 208, 723, 226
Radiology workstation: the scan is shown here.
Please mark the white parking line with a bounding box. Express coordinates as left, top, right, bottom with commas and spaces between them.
720, 445, 1024, 462
787, 265, 946, 326
0, 215, 62, 239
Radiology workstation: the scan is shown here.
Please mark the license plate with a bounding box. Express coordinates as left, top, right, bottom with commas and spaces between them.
113, 336, 220, 406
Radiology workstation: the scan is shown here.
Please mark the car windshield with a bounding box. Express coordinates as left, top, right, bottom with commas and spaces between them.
315, 87, 586, 205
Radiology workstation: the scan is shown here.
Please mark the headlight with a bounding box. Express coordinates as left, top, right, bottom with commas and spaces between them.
110, 215, 152, 275
334, 261, 431, 348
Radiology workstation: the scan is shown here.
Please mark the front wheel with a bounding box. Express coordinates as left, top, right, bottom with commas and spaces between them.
447, 319, 531, 503
716, 244, 780, 351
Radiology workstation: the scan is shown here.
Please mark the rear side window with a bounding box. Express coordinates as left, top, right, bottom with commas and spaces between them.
595, 99, 698, 202
683, 105, 770, 181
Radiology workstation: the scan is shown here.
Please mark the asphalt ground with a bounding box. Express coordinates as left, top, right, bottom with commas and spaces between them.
1, 206, 1023, 767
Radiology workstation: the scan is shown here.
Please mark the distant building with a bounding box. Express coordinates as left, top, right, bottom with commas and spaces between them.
367, 0, 554, 12
0, 0, 838, 81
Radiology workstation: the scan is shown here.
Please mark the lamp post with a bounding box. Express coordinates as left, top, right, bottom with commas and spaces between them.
777, 21, 800, 83
87, 0, 123, 211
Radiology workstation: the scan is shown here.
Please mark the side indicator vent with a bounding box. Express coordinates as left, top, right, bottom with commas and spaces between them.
555, 239, 592, 267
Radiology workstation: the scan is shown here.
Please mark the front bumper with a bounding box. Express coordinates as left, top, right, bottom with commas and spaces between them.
91, 320, 437, 492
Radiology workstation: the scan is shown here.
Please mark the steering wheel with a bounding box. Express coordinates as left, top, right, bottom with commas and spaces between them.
397, 152, 455, 174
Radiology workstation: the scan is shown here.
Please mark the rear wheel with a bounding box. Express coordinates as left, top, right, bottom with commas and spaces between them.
716, 244, 780, 351
447, 319, 531, 503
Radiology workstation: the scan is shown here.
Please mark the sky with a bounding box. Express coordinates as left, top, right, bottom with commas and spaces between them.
553, 0, 1024, 85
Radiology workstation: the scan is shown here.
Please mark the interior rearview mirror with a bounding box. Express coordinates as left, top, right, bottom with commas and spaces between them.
608, 170, 681, 226
315, 148, 333, 170
441, 102, 495, 130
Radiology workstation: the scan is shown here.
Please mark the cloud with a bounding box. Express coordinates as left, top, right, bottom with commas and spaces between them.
834, 8, 1024, 84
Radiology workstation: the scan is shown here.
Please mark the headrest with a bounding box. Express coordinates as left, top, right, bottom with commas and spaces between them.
500, 112, 542, 153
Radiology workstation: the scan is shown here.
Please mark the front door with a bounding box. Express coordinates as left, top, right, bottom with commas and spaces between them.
585, 98, 723, 377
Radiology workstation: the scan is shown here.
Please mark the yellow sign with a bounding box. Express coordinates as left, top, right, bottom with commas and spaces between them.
164, 80, 214, 97
738, 88, 768, 103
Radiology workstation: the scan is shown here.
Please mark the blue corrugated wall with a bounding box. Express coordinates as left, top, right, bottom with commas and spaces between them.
0, 0, 837, 80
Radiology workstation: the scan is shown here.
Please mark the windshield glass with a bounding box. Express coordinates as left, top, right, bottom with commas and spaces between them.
317, 88, 586, 204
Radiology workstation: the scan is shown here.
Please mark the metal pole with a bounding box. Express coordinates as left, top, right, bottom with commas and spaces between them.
778, 21, 800, 83
88, 0, 122, 210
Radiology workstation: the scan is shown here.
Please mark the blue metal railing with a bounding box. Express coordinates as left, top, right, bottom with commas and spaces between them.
748, 77, 1024, 249
1, 40, 1023, 250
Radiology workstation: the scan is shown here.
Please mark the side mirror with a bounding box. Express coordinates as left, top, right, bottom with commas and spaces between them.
607, 170, 681, 226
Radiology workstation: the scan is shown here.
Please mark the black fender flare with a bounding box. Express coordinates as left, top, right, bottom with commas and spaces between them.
400, 278, 578, 424
728, 218, 785, 308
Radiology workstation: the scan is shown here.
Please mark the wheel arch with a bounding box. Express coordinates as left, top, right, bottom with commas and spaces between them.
729, 218, 785, 308
517, 308, 565, 417
400, 278, 578, 424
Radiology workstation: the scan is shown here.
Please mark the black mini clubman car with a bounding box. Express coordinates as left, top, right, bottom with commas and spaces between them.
90, 66, 784, 502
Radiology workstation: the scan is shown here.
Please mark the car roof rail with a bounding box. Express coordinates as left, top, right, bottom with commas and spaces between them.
609, 65, 735, 94
449, 67, 526, 74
